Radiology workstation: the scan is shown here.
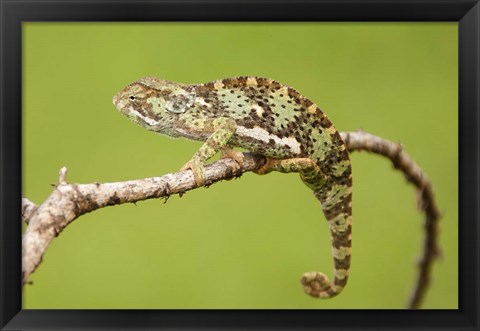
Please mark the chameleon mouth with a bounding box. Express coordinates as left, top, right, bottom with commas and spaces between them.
112, 93, 121, 108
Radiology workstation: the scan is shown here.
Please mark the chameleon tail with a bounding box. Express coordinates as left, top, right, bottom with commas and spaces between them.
255, 156, 352, 298
300, 186, 352, 299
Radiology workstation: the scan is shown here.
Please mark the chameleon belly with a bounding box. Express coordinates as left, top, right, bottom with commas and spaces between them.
113, 76, 353, 299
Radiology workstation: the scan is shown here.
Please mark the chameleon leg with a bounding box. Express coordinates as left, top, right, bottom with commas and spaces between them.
257, 157, 352, 299
180, 118, 237, 186
254, 157, 323, 178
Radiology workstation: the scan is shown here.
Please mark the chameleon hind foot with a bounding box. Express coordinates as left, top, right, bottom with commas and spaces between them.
301, 271, 338, 299
253, 157, 276, 175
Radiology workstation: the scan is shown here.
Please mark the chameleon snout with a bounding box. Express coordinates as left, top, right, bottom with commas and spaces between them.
112, 93, 120, 107
112, 92, 128, 112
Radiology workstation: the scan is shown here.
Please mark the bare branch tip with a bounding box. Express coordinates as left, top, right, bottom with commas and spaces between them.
59, 166, 68, 185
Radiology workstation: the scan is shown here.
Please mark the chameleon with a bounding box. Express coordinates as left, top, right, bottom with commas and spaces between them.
112, 76, 353, 299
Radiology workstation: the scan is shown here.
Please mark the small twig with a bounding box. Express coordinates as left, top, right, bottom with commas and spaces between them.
58, 166, 68, 185
22, 130, 440, 309
341, 130, 441, 309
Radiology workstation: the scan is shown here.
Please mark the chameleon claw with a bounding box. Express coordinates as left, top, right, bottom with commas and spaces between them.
180, 161, 205, 187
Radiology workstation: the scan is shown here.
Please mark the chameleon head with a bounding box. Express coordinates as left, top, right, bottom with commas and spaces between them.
112, 76, 196, 133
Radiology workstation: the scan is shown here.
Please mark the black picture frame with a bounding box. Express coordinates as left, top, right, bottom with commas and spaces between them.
1, 0, 478, 330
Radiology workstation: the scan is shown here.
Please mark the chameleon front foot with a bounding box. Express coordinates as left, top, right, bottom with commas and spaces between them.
301, 271, 338, 299
180, 161, 206, 187
220, 147, 245, 167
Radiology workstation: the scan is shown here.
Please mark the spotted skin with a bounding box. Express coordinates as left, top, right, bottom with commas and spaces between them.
113, 76, 353, 299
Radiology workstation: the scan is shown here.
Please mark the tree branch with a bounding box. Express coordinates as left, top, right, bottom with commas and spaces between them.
22, 154, 266, 285
22, 196, 38, 223
341, 130, 441, 309
22, 130, 440, 309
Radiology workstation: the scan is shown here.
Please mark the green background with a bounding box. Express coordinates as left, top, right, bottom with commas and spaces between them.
23, 23, 457, 309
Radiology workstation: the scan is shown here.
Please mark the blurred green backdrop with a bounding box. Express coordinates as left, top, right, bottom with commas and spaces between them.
22, 23, 457, 309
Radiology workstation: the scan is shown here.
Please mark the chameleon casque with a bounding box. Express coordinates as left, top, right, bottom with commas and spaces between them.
113, 76, 353, 299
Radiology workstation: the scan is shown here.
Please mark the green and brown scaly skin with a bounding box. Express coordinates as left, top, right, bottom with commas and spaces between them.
113, 76, 353, 299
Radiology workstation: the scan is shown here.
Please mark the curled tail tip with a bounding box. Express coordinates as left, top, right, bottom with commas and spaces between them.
301, 271, 340, 299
